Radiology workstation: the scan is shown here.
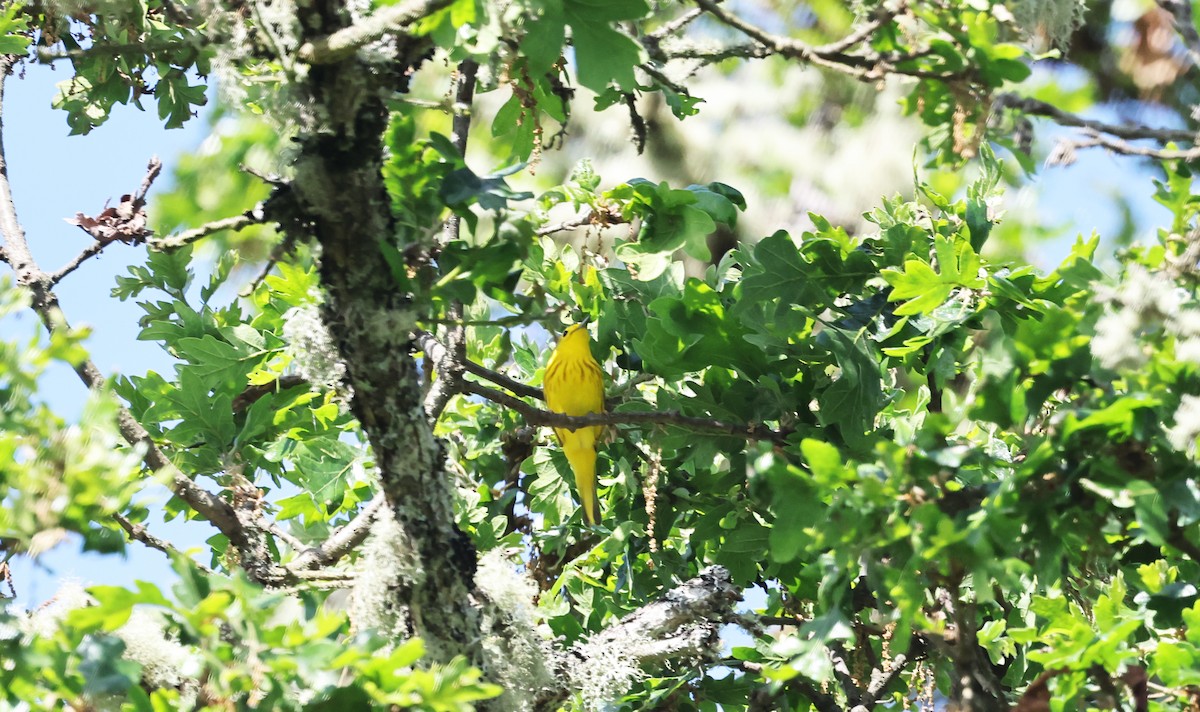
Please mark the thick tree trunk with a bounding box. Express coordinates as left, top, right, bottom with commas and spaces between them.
277, 5, 482, 664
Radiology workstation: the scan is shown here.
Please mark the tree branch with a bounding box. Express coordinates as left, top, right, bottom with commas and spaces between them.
690, 0, 950, 80
851, 649, 914, 712
296, 0, 457, 64
540, 566, 742, 711
584, 565, 740, 658
114, 513, 214, 575
1050, 130, 1200, 163
535, 206, 627, 236
290, 493, 385, 570
49, 157, 162, 285
998, 94, 1198, 144
417, 329, 787, 441
147, 210, 263, 250
415, 329, 545, 401
461, 380, 791, 445
425, 59, 479, 421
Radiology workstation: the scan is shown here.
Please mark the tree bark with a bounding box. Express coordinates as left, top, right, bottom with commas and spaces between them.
276, 3, 482, 664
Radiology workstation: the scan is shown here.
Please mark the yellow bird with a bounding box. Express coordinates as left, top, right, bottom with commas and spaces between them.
543, 322, 605, 524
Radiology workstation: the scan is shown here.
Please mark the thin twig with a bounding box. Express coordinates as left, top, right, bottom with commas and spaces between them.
149, 211, 262, 250
647, 8, 704, 42
426, 59, 479, 421
535, 207, 626, 236
267, 521, 309, 553
657, 42, 772, 65
691, 0, 949, 80
114, 513, 214, 575
999, 94, 1199, 144
439, 59, 479, 248
37, 39, 195, 62
625, 92, 648, 154
420, 305, 565, 329
415, 329, 545, 400
134, 156, 162, 204
853, 650, 915, 712
1059, 130, 1200, 162
48, 240, 108, 286
49, 157, 163, 285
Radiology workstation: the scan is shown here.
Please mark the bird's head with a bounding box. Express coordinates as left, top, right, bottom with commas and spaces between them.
558, 319, 592, 350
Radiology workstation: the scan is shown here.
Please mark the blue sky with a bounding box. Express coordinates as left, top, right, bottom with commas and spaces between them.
4, 61, 214, 605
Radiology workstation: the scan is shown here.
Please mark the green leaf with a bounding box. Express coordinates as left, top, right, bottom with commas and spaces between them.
738, 231, 827, 316
0, 2, 31, 55
565, 6, 647, 92
815, 328, 883, 449
966, 143, 1001, 252
521, 4, 566, 71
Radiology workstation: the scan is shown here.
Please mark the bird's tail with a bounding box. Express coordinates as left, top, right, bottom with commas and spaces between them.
564, 440, 600, 525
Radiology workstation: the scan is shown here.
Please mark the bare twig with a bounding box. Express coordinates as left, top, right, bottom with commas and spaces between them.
625, 92, 648, 154
418, 330, 777, 443
426, 59, 479, 421
267, 521, 309, 554
851, 650, 915, 712
657, 42, 772, 65
647, 8, 704, 43
691, 0, 946, 80
439, 59, 479, 249
999, 94, 1198, 144
37, 39, 196, 62
49, 157, 162, 285
535, 206, 626, 236
232, 374, 310, 413
1055, 131, 1200, 162
296, 0, 457, 64
421, 305, 566, 329
148, 211, 262, 250
134, 156, 162, 204
114, 513, 214, 575
415, 329, 545, 400
49, 240, 109, 286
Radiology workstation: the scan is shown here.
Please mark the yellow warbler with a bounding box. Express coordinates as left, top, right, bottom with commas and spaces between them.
543, 322, 605, 524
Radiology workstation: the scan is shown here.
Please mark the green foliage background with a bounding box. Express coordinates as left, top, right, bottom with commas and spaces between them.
4, 0, 1200, 710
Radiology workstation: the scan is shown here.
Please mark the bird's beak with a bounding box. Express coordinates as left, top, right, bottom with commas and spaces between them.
579, 315, 592, 326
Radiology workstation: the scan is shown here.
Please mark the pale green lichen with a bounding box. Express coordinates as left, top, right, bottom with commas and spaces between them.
568, 628, 649, 711
1009, 0, 1087, 49
476, 550, 557, 711
19, 581, 93, 638
348, 507, 422, 638
282, 303, 348, 389
114, 610, 199, 691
